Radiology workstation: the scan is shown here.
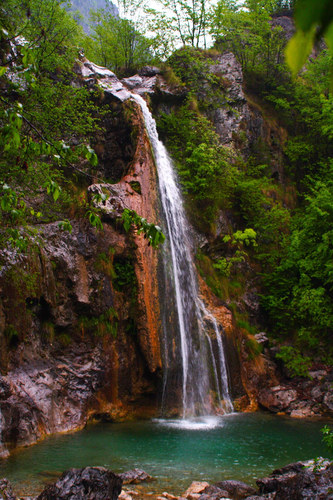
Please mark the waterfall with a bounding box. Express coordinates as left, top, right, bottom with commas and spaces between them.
132, 93, 233, 417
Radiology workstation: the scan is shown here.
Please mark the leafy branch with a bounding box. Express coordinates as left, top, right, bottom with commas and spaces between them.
121, 208, 165, 248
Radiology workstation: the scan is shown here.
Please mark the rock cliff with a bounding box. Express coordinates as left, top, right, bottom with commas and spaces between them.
0, 61, 163, 456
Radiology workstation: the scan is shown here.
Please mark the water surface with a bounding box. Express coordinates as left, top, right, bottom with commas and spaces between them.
0, 413, 331, 496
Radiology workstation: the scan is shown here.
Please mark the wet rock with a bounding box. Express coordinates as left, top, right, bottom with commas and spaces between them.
214, 480, 257, 499
254, 333, 269, 348
323, 391, 333, 411
184, 482, 210, 499
198, 485, 231, 499
309, 370, 327, 381
0, 343, 106, 453
37, 466, 122, 500
74, 58, 131, 102
289, 406, 316, 418
311, 385, 324, 402
122, 75, 157, 95
122, 75, 144, 89
161, 492, 178, 500
0, 478, 16, 500
119, 492, 133, 500
256, 459, 333, 499
289, 399, 319, 418
258, 385, 297, 412
245, 497, 272, 500
119, 469, 152, 484
88, 183, 130, 220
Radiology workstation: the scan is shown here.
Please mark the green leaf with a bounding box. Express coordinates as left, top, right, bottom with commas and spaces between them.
285, 26, 316, 77
53, 188, 60, 201
0, 67, 7, 77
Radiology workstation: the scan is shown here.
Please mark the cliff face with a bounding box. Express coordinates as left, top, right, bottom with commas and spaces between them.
0, 62, 163, 457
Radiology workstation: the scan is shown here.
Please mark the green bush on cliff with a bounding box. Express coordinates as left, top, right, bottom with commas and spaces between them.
262, 177, 333, 356
275, 346, 312, 378
158, 102, 235, 232
0, 0, 104, 244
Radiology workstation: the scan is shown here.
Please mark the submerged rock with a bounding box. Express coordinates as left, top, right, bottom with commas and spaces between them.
119, 469, 152, 484
37, 466, 122, 500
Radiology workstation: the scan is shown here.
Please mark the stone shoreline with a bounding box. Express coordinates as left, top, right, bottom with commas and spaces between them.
1, 460, 332, 500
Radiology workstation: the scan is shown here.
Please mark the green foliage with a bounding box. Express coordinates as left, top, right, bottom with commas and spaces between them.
275, 346, 312, 377
113, 258, 136, 291
168, 47, 227, 107
158, 102, 234, 231
244, 335, 263, 360
196, 251, 224, 298
95, 249, 116, 279
79, 307, 119, 338
4, 324, 19, 345
121, 208, 165, 248
83, 7, 153, 73
223, 228, 257, 248
0, 0, 103, 238
58, 219, 73, 233
211, 0, 287, 82
213, 229, 256, 278
262, 176, 333, 352
144, 0, 209, 49
321, 426, 333, 454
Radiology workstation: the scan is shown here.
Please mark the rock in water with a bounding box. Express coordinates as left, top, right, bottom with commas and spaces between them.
256, 459, 333, 499
37, 467, 122, 500
214, 480, 257, 499
0, 478, 16, 500
184, 481, 210, 499
119, 469, 152, 484
198, 485, 231, 500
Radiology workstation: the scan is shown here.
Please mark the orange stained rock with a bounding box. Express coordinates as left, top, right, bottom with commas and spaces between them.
118, 100, 162, 373
198, 275, 233, 335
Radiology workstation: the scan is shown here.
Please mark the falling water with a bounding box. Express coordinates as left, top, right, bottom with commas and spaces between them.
132, 93, 233, 416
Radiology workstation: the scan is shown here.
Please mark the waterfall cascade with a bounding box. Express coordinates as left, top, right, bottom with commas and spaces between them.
132, 94, 233, 416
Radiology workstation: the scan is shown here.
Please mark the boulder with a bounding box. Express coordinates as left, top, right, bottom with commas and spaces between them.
74, 58, 131, 102
122, 75, 157, 95
258, 386, 297, 412
0, 478, 16, 500
198, 484, 232, 499
88, 183, 130, 220
37, 466, 122, 500
323, 391, 333, 412
184, 482, 210, 500
256, 459, 333, 499
214, 480, 257, 499
119, 469, 152, 484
